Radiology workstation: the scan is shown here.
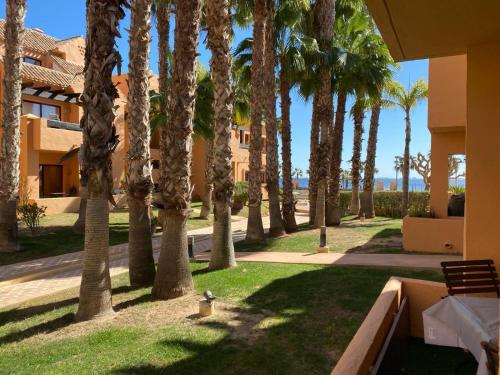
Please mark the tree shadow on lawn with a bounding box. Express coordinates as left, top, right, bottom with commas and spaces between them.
0, 284, 146, 342
112, 266, 442, 375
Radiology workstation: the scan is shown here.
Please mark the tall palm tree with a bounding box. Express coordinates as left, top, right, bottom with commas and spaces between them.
246, 0, 267, 242
152, 0, 171, 223
76, 0, 127, 322
127, 0, 156, 287
313, 0, 335, 228
349, 94, 366, 215
359, 82, 394, 218
263, 0, 285, 237
394, 155, 403, 188
206, 0, 237, 269
0, 0, 26, 252
388, 79, 428, 216
152, 0, 202, 300
276, 0, 314, 233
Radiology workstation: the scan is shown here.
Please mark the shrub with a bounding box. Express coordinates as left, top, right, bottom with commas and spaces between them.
233, 181, 249, 205
18, 202, 47, 235
449, 186, 465, 194
336, 191, 431, 218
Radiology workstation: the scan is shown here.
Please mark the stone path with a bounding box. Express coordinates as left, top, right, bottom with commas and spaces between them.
0, 213, 461, 310
197, 251, 461, 269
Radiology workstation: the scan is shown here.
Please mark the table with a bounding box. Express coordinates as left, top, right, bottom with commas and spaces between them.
423, 296, 499, 375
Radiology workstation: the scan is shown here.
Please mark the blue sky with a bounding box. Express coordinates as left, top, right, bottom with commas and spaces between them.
3, 0, 430, 178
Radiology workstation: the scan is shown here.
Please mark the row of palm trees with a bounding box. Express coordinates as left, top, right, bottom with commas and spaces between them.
0, 0, 427, 321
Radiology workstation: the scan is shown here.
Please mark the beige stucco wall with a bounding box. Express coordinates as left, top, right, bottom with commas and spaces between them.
465, 42, 500, 266
403, 216, 463, 254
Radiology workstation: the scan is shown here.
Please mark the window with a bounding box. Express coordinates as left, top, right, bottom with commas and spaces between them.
152, 160, 160, 170
22, 100, 61, 119
22, 57, 41, 66
239, 129, 244, 144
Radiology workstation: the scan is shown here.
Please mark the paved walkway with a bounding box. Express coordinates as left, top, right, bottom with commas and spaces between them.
197, 251, 461, 269
0, 214, 309, 309
0, 213, 461, 310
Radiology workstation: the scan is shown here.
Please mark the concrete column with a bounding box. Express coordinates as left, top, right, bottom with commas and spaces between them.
465, 42, 500, 264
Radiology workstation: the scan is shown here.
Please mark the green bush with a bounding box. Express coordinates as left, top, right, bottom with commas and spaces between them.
18, 202, 47, 235
233, 181, 249, 205
449, 186, 465, 194
336, 191, 430, 218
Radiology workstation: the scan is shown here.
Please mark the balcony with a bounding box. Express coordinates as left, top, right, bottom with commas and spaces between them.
239, 143, 250, 150
27, 117, 82, 152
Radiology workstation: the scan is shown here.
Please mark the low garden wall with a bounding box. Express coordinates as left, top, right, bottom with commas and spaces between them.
403, 216, 464, 254
332, 277, 447, 375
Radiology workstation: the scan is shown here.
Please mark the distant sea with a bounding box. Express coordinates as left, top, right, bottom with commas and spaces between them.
282, 177, 465, 191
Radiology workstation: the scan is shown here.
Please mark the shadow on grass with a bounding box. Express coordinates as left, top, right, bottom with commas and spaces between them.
111, 266, 444, 375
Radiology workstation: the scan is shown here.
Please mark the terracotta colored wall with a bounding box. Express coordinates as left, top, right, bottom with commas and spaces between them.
430, 131, 465, 218
403, 216, 463, 253
32, 118, 82, 153
192, 136, 207, 200
465, 42, 500, 265
428, 55, 467, 132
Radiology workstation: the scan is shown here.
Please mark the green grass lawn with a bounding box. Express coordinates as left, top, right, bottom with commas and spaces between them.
0, 202, 211, 266
0, 262, 443, 374
236, 216, 403, 254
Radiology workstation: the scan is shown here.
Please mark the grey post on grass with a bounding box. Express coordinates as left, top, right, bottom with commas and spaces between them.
320, 226, 327, 247
188, 236, 195, 259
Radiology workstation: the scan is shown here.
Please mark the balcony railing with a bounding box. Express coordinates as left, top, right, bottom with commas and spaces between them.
47, 119, 82, 132
239, 143, 250, 149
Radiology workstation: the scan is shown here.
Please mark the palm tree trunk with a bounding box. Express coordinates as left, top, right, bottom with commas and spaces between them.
401, 112, 411, 216
152, 0, 201, 299
263, 0, 285, 238
246, 0, 266, 243
326, 89, 346, 226
0, 0, 26, 253
127, 0, 155, 287
308, 94, 320, 224
279, 61, 297, 233
360, 102, 381, 218
206, 0, 236, 270
73, 162, 87, 233
156, 0, 170, 228
313, 0, 335, 228
76, 0, 127, 321
350, 96, 364, 215
199, 139, 213, 219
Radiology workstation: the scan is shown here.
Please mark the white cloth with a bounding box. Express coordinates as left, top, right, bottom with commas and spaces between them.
423, 296, 499, 375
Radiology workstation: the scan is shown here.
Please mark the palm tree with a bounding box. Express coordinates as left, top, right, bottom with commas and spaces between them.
359, 89, 394, 218
152, 0, 171, 222
263, 0, 285, 237
127, 0, 156, 287
193, 65, 215, 220
0, 0, 26, 252
326, 6, 375, 225
388, 79, 428, 216
276, 1, 313, 232
152, 0, 202, 300
206, 0, 237, 269
245, 0, 267, 243
394, 155, 403, 189
349, 95, 366, 215
313, 0, 335, 228
75, 0, 127, 322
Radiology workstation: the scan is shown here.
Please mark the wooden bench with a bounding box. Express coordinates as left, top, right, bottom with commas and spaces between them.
441, 259, 500, 297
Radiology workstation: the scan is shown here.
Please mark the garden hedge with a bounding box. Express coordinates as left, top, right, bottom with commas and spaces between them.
339, 191, 430, 218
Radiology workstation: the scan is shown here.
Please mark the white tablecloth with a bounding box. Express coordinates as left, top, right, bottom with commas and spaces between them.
423, 296, 500, 375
